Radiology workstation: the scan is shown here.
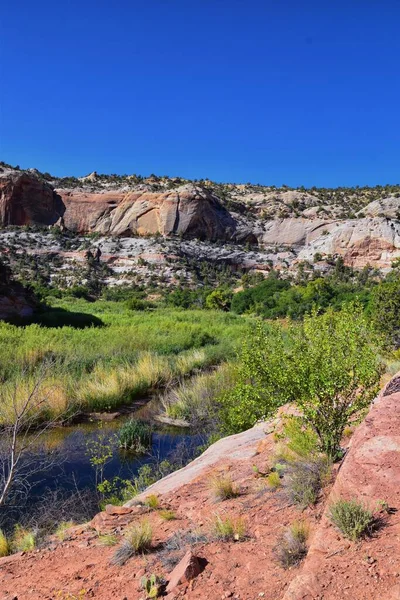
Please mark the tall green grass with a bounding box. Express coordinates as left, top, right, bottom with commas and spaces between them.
0, 299, 250, 423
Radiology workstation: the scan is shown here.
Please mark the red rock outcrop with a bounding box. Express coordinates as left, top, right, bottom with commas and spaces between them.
58, 183, 237, 240
0, 170, 64, 227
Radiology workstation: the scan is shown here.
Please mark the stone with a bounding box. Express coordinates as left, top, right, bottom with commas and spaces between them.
166, 550, 206, 593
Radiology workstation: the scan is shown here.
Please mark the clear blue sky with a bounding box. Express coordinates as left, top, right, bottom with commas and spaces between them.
1, 0, 400, 187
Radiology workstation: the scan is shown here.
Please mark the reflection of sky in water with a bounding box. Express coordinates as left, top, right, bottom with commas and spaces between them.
27, 420, 203, 500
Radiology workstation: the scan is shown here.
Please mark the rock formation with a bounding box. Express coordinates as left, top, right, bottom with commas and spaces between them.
1, 166, 400, 269
0, 168, 64, 227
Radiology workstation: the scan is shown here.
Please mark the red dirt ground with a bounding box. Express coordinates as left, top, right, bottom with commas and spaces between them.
1, 381, 399, 600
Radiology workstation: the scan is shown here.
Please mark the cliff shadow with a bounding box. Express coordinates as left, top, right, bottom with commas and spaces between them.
28, 306, 104, 329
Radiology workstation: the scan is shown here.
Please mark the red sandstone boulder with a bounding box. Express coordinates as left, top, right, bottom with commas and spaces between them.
166, 550, 206, 593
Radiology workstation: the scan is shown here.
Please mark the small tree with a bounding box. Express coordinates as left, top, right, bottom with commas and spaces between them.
0, 363, 64, 518
222, 304, 382, 459
370, 277, 400, 348
291, 304, 382, 459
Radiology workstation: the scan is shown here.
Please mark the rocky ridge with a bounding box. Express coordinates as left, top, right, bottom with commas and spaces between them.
1, 165, 400, 273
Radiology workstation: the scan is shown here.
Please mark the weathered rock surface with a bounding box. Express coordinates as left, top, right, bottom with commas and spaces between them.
0, 169, 64, 227
1, 167, 400, 269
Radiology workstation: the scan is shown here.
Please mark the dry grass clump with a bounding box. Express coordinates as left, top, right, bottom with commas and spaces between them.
55, 520, 75, 541
111, 520, 153, 566
329, 498, 374, 541
161, 362, 235, 425
0, 530, 9, 557
159, 509, 176, 521
274, 520, 309, 569
144, 494, 160, 510
12, 525, 36, 552
209, 473, 239, 501
284, 456, 330, 507
98, 533, 119, 546
212, 514, 246, 541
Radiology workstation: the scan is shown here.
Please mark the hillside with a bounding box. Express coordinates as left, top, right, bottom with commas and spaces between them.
1, 375, 399, 600
1, 164, 400, 295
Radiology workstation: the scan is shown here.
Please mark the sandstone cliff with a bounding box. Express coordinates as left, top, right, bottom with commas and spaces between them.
1, 166, 400, 269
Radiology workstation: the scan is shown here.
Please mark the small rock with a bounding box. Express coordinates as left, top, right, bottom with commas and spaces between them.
105, 504, 133, 516
166, 550, 207, 593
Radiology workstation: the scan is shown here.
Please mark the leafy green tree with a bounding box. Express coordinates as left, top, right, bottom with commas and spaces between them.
291, 304, 382, 459
220, 322, 293, 433
221, 304, 382, 459
370, 277, 400, 347
205, 288, 232, 311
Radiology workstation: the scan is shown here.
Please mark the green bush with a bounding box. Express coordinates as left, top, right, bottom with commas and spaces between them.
222, 303, 382, 460
329, 498, 374, 541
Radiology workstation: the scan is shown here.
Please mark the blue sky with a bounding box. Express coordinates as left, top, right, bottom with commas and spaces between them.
1, 0, 400, 186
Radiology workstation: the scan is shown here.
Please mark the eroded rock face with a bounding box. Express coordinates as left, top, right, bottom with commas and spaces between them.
0, 170, 64, 227
2, 168, 400, 269
65, 183, 238, 241
298, 218, 400, 268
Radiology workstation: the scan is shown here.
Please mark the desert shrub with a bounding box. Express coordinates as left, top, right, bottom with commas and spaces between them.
274, 520, 309, 568
141, 574, 163, 598
118, 420, 152, 453
267, 471, 282, 490
329, 498, 374, 541
284, 456, 330, 507
223, 304, 382, 460
281, 417, 319, 459
144, 494, 160, 510
209, 474, 239, 501
0, 529, 9, 557
12, 525, 36, 552
212, 514, 246, 541
160, 529, 208, 570
111, 520, 153, 566
291, 304, 382, 459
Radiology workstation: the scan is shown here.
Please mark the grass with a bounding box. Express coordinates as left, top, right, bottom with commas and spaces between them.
111, 520, 153, 566
209, 474, 239, 501
0, 300, 250, 424
266, 471, 282, 490
55, 521, 75, 541
159, 509, 176, 521
281, 417, 320, 459
274, 520, 310, 569
161, 363, 236, 426
329, 498, 374, 541
118, 420, 152, 453
284, 456, 330, 507
0, 529, 9, 557
212, 514, 246, 541
144, 494, 160, 510
12, 525, 36, 552
97, 533, 119, 546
